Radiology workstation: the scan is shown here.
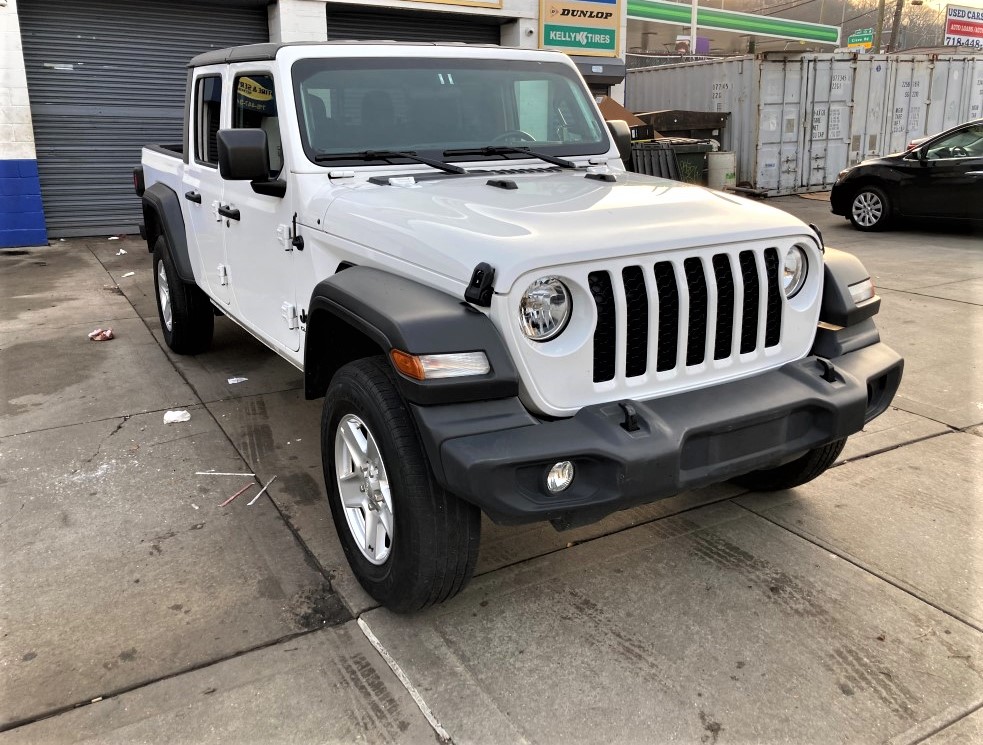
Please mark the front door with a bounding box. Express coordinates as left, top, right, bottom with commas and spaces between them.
184, 70, 231, 305
222, 66, 299, 352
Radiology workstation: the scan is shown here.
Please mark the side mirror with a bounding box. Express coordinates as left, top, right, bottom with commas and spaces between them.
217, 129, 270, 181
606, 120, 633, 164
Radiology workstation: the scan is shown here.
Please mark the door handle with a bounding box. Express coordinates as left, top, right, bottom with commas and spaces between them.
218, 204, 240, 221
184, 190, 202, 204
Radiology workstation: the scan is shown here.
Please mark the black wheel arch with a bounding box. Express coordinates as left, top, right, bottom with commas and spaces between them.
304, 266, 519, 405
142, 183, 195, 283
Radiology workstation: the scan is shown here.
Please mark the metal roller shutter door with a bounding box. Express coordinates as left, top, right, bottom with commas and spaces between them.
18, 0, 269, 237
326, 6, 504, 45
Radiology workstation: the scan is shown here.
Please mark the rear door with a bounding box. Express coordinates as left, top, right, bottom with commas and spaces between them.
222, 66, 300, 352
184, 69, 231, 305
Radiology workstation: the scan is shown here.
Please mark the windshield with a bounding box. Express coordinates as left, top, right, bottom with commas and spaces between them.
291, 57, 608, 165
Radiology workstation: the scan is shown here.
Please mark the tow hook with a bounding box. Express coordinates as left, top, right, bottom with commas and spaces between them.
816, 358, 837, 383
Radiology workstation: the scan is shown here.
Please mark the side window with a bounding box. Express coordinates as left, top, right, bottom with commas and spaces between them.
926, 126, 983, 160
194, 76, 222, 167
233, 73, 283, 174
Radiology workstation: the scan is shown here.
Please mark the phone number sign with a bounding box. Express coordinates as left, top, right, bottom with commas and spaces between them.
944, 4, 983, 49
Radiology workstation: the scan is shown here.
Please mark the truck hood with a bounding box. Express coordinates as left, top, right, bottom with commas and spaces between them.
315, 170, 812, 291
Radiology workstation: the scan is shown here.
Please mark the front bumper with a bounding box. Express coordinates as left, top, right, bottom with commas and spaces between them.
411, 343, 902, 527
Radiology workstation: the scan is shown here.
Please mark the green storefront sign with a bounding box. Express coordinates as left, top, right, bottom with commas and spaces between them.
544, 23, 617, 52
627, 0, 840, 45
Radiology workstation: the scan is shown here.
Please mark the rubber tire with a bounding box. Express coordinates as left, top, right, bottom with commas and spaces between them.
848, 185, 892, 232
731, 438, 846, 492
322, 356, 481, 613
153, 235, 214, 355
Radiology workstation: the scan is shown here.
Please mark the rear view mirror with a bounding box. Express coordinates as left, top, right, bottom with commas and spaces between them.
217, 129, 269, 181
606, 120, 633, 164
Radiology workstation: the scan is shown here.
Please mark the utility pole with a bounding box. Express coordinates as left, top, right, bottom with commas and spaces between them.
887, 0, 905, 52
690, 0, 699, 55
874, 0, 887, 51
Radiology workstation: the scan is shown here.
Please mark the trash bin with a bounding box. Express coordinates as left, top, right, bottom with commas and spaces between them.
630, 141, 681, 181
659, 138, 714, 184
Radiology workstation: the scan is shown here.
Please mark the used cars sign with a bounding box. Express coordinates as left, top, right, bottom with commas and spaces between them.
944, 4, 983, 50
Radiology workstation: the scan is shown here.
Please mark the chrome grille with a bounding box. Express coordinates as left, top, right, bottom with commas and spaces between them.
590, 249, 783, 383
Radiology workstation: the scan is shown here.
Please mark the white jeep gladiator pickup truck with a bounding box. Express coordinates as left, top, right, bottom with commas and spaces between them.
134, 41, 903, 612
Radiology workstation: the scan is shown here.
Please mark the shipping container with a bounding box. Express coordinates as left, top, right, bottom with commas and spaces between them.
626, 53, 983, 195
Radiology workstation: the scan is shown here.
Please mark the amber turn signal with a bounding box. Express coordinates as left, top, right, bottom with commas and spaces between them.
390, 349, 426, 380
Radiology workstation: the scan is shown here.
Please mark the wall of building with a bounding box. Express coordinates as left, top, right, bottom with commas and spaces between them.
0, 0, 46, 248
271, 0, 577, 51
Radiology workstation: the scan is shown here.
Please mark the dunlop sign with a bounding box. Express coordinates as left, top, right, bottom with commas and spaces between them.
541, 0, 623, 57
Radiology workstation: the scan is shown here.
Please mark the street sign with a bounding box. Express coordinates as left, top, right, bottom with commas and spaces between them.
847, 28, 874, 49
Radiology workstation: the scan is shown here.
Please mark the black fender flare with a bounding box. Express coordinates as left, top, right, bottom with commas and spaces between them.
820, 248, 880, 327
812, 248, 882, 359
142, 182, 195, 283
305, 266, 519, 405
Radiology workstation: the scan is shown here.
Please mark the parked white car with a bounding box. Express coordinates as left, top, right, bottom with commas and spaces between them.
135, 42, 903, 612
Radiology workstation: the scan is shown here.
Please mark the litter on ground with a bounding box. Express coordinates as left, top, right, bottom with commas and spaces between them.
195, 471, 255, 477
107, 236, 119, 241
163, 410, 191, 424
87, 328, 114, 341
219, 483, 254, 507
247, 475, 278, 506
115, 248, 127, 256
121, 271, 135, 278
227, 377, 248, 384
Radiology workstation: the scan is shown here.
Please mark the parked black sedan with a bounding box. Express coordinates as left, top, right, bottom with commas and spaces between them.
831, 119, 983, 231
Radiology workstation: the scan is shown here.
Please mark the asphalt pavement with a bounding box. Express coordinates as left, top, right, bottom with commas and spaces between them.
1, 194, 980, 744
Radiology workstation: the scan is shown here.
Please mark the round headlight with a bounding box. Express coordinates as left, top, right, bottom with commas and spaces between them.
519, 277, 571, 342
782, 246, 808, 298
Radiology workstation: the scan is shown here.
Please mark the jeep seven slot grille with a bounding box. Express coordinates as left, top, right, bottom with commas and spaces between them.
590, 249, 782, 383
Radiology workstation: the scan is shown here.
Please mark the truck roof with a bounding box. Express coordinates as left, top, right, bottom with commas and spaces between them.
188, 41, 561, 68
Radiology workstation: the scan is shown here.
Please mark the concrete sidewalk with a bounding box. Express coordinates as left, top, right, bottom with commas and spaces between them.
1, 197, 980, 744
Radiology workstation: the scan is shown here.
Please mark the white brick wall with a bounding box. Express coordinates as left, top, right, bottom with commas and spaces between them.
0, 0, 36, 161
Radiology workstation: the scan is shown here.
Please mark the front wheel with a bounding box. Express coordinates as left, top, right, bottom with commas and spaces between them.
322, 356, 480, 613
849, 186, 891, 231
731, 438, 846, 492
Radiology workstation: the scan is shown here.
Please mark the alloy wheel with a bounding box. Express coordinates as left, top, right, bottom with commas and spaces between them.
334, 414, 394, 565
852, 191, 883, 228
157, 261, 173, 332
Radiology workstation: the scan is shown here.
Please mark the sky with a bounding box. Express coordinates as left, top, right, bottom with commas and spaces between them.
935, 0, 983, 8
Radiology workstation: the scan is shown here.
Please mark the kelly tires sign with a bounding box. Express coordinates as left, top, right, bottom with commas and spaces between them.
944, 4, 983, 49
541, 0, 623, 57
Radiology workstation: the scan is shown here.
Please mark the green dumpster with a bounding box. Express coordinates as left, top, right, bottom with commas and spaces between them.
658, 138, 714, 185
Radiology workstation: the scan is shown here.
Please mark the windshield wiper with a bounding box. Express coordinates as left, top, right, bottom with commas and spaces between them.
313, 149, 466, 175
442, 146, 577, 170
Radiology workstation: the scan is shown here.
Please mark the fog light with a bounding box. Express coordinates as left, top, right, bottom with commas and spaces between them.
546, 461, 575, 493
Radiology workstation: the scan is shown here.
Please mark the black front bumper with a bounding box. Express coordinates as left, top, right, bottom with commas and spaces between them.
411, 343, 903, 527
